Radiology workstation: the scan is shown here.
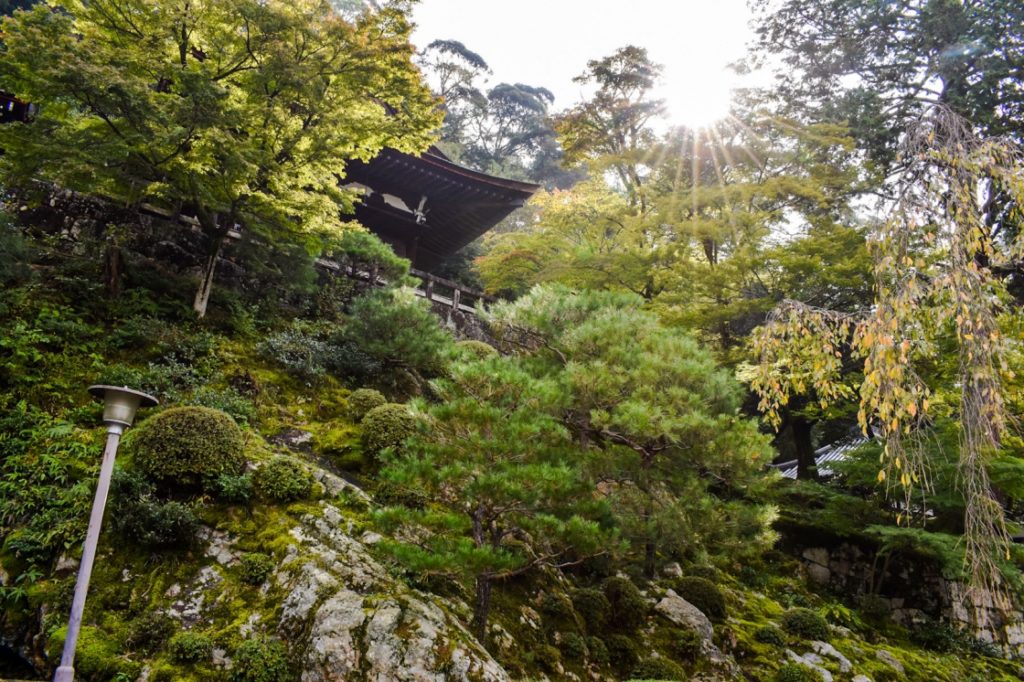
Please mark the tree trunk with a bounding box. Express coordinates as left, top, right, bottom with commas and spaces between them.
793, 417, 817, 481
193, 235, 223, 318
471, 574, 492, 642
103, 243, 123, 298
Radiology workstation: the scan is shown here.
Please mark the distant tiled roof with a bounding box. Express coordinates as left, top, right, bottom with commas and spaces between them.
772, 436, 871, 480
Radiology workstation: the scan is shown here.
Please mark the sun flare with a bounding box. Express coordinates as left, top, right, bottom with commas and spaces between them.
656, 65, 735, 130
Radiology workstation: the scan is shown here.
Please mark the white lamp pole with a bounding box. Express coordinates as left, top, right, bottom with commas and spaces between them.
53, 386, 158, 682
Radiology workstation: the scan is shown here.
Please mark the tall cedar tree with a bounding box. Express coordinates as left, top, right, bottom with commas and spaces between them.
0, 0, 440, 316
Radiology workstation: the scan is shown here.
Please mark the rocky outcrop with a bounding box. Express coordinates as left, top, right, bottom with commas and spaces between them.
277, 504, 508, 682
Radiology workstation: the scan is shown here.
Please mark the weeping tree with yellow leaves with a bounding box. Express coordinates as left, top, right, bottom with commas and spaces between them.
752, 106, 1024, 600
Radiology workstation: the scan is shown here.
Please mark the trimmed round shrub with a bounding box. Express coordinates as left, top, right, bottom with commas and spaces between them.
602, 576, 647, 631
754, 624, 786, 647
130, 407, 245, 486
587, 636, 609, 666
775, 662, 822, 682
254, 457, 313, 503
361, 403, 418, 457
605, 634, 640, 670
674, 576, 726, 622
347, 388, 386, 422
240, 552, 275, 585
781, 608, 830, 641
540, 592, 577, 624
631, 657, 686, 681
169, 631, 213, 663
229, 637, 292, 682
571, 588, 611, 633
116, 499, 200, 549
669, 627, 702, 660
454, 339, 498, 360
560, 631, 587, 662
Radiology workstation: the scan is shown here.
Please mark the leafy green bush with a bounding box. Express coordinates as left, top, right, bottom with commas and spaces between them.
631, 657, 686, 681
125, 612, 176, 654
374, 481, 427, 509
858, 594, 892, 621
348, 388, 387, 422
129, 407, 245, 487
540, 592, 577, 624
781, 608, 830, 641
169, 631, 214, 663
253, 457, 313, 503
754, 624, 786, 647
189, 386, 257, 425
240, 553, 275, 585
669, 627, 702, 660
605, 634, 640, 670
228, 637, 292, 682
560, 631, 587, 661
343, 288, 453, 377
257, 322, 332, 383
110, 470, 199, 548
775, 662, 822, 682
571, 587, 611, 632
212, 472, 253, 504
587, 636, 609, 666
603, 576, 647, 631
361, 403, 418, 457
674, 576, 726, 622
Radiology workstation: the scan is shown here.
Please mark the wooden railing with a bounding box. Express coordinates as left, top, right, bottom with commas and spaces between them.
409, 268, 494, 314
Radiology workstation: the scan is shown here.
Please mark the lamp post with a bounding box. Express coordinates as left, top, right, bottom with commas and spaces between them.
53, 386, 158, 682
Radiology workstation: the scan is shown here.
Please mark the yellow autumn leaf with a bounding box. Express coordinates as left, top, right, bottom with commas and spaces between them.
877, 469, 886, 483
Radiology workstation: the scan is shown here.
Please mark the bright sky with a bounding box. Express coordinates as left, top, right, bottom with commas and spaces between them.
411, 0, 755, 128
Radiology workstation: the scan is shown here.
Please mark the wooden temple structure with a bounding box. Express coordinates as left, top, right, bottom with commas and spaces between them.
343, 146, 539, 271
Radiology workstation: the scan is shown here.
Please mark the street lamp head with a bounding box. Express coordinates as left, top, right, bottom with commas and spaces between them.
87, 385, 159, 428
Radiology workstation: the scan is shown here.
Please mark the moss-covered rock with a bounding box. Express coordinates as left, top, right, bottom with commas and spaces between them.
129, 406, 245, 487
781, 608, 830, 641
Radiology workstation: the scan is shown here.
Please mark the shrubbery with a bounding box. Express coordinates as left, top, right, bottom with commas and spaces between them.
212, 472, 254, 504
240, 552, 275, 585
602, 576, 647, 631
253, 457, 313, 502
631, 656, 686, 681
674, 576, 726, 622
453, 339, 498, 360
228, 637, 292, 682
169, 631, 214, 663
775, 662, 822, 682
361, 403, 418, 457
587, 636, 609, 666
533, 644, 562, 673
347, 388, 387, 422
129, 407, 245, 487
781, 608, 830, 641
571, 588, 610, 632
754, 624, 786, 646
110, 469, 199, 549
560, 631, 587, 661
125, 612, 176, 654
669, 627, 703, 660
605, 634, 640, 670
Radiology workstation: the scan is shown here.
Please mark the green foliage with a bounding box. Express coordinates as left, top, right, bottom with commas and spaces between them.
168, 631, 214, 664
360, 403, 418, 457
343, 287, 454, 377
0, 0, 440, 317
673, 576, 726, 622
559, 631, 587, 662
324, 229, 413, 290
253, 458, 313, 503
669, 627, 702, 660
0, 405, 95, 579
212, 473, 254, 505
602, 577, 647, 631
229, 637, 292, 682
533, 644, 561, 673
571, 588, 611, 633
347, 388, 387, 422
630, 656, 686, 681
775, 663, 822, 682
110, 469, 201, 550
258, 322, 334, 385
129, 407, 245, 487
240, 553, 275, 585
781, 608, 830, 641
48, 625, 139, 682
754, 624, 786, 647
0, 217, 33, 286
453, 339, 498, 361
587, 636, 609, 666
604, 634, 640, 671
125, 612, 176, 654
189, 386, 257, 426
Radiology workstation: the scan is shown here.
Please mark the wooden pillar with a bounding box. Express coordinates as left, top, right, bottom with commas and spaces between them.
424, 279, 434, 301
452, 287, 461, 312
